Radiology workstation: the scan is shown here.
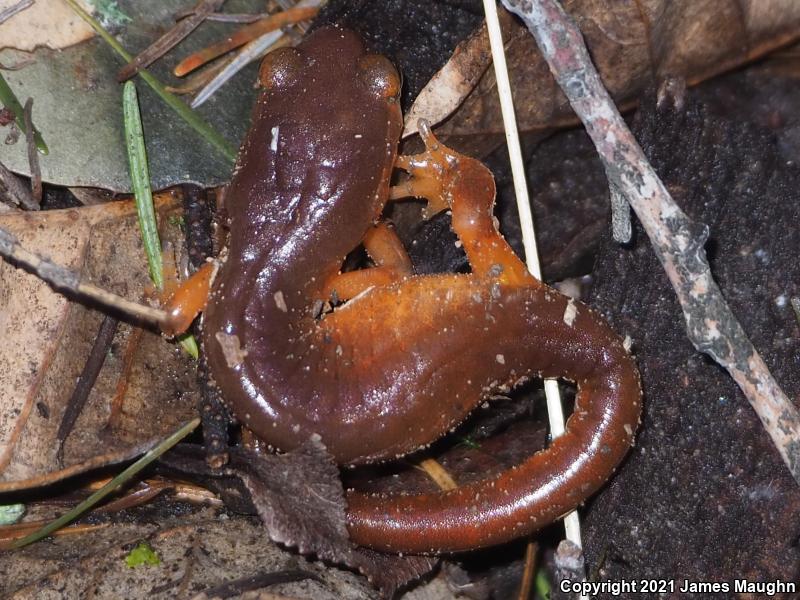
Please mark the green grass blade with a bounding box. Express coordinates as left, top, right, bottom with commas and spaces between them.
0, 73, 49, 155
178, 333, 199, 359
63, 0, 236, 163
123, 81, 162, 288
534, 569, 551, 600
123, 81, 199, 359
10, 417, 200, 549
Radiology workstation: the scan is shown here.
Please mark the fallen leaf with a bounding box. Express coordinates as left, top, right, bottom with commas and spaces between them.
403, 20, 492, 138
227, 443, 438, 596
0, 198, 197, 488
415, 0, 800, 138
0, 0, 262, 191
0, 0, 95, 52
0, 506, 385, 599
159, 441, 438, 596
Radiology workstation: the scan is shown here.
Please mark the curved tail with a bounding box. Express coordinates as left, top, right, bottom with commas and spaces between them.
345, 335, 641, 553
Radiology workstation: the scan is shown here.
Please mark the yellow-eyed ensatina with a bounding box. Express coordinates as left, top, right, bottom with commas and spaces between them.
166, 26, 642, 554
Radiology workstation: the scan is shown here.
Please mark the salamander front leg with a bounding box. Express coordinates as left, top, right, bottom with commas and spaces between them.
391, 122, 538, 289
321, 222, 412, 301
157, 258, 230, 465
160, 260, 216, 336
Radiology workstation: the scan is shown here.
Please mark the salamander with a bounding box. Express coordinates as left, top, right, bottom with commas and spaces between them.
168, 25, 642, 554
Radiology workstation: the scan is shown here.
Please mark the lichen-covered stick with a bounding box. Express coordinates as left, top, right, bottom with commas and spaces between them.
0, 226, 170, 328
501, 0, 800, 484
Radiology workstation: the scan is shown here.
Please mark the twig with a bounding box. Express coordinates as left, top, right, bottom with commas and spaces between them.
0, 226, 171, 328
106, 326, 144, 430
0, 523, 108, 549
416, 458, 458, 491
197, 570, 321, 599
117, 0, 227, 82
502, 0, 800, 485
56, 315, 120, 463
481, 0, 587, 587
0, 0, 33, 25
22, 98, 41, 206
62, 0, 236, 163
173, 5, 317, 77
165, 60, 228, 95
608, 179, 631, 243
0, 159, 37, 210
517, 540, 538, 600
190, 29, 286, 108
192, 12, 269, 24
0, 73, 48, 154
274, 0, 311, 38
190, 0, 321, 108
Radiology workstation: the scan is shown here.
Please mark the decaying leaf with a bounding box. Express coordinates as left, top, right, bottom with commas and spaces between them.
227, 443, 438, 596
159, 441, 437, 595
1, 498, 459, 599
228, 443, 348, 563
0, 0, 260, 192
415, 0, 800, 138
402, 17, 493, 138
0, 0, 95, 52
0, 198, 197, 488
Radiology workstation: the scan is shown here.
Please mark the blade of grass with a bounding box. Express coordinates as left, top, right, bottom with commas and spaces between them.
534, 568, 551, 600
62, 0, 236, 163
123, 81, 162, 287
123, 81, 199, 358
0, 73, 48, 154
179, 333, 200, 358
9, 417, 200, 549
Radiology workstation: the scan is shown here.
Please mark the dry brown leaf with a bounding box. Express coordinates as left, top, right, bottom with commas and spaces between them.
0, 0, 95, 52
0, 198, 197, 488
0, 505, 457, 599
1, 508, 363, 599
416, 0, 800, 138
403, 20, 493, 138
227, 444, 437, 595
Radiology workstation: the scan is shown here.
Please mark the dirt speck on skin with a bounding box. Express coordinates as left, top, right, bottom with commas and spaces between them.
215, 331, 248, 368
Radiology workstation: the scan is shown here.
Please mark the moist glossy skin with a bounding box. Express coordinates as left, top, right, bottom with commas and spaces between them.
202, 26, 642, 553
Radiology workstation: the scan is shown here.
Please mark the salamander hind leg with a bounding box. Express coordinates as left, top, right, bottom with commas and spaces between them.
391, 121, 537, 288
320, 222, 412, 301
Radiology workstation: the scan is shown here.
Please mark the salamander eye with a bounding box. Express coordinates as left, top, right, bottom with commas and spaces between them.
259, 47, 304, 90
357, 54, 401, 102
